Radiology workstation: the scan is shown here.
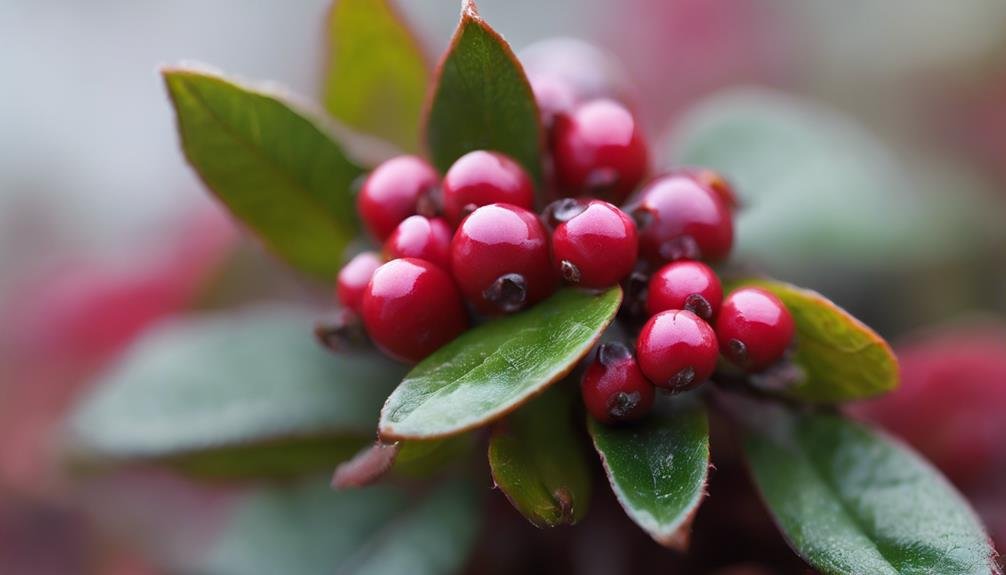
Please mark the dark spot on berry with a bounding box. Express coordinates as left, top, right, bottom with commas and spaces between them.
598, 341, 633, 367
659, 235, 701, 261
314, 309, 368, 352
483, 273, 528, 313
670, 366, 696, 390
560, 260, 581, 283
727, 338, 748, 366
415, 185, 442, 218
542, 198, 587, 228
630, 206, 653, 231
584, 167, 620, 200
608, 391, 641, 420
684, 293, 713, 320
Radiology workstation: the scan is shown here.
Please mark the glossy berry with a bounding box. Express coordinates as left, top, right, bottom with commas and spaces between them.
646, 261, 723, 321
716, 287, 795, 372
628, 172, 734, 264
581, 342, 655, 424
361, 258, 468, 363
336, 251, 383, 314
551, 200, 637, 289
357, 155, 439, 241
450, 203, 556, 315
637, 310, 718, 391
678, 166, 739, 211
383, 215, 452, 271
528, 72, 578, 126
442, 151, 535, 226
551, 99, 648, 203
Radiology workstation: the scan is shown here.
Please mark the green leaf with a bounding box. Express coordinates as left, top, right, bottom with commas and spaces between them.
68, 306, 406, 478
424, 0, 544, 185
670, 89, 998, 279
164, 67, 363, 280
727, 279, 899, 403
587, 394, 710, 549
380, 287, 622, 440
204, 479, 480, 575
324, 0, 429, 152
737, 398, 1000, 575
488, 386, 592, 527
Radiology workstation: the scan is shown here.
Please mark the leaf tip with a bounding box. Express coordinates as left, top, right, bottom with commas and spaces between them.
461, 0, 480, 21
331, 441, 400, 490
552, 487, 577, 525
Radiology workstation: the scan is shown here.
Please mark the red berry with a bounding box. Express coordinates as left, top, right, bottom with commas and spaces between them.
357, 156, 439, 241
678, 167, 739, 211
628, 172, 734, 264
551, 99, 648, 203
637, 310, 718, 391
528, 73, 578, 126
450, 203, 556, 315
551, 200, 637, 289
383, 216, 452, 271
520, 37, 634, 104
581, 342, 655, 424
336, 251, 383, 314
646, 261, 723, 321
442, 151, 535, 226
361, 258, 468, 363
716, 287, 795, 372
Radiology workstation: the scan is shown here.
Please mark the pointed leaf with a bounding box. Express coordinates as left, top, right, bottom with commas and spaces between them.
728, 279, 899, 403
488, 386, 592, 527
587, 394, 710, 549
332, 434, 474, 489
324, 0, 429, 151
164, 67, 363, 280
204, 479, 480, 575
380, 287, 622, 440
424, 0, 544, 185
737, 398, 1000, 575
68, 306, 406, 478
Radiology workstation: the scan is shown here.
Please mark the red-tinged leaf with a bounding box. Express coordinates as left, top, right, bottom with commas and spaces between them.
726, 279, 899, 403
379, 288, 621, 441
424, 0, 544, 186
164, 67, 364, 280
587, 393, 710, 549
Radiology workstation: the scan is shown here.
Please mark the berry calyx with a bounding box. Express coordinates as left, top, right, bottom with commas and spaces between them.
336, 251, 383, 314
551, 200, 637, 289
581, 342, 655, 424
636, 309, 718, 391
442, 151, 535, 226
646, 261, 723, 321
357, 155, 439, 241
450, 203, 556, 315
383, 215, 452, 271
551, 98, 648, 203
628, 171, 734, 264
716, 287, 795, 372
361, 258, 468, 363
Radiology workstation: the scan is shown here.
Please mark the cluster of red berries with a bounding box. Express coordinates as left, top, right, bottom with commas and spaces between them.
333, 88, 795, 426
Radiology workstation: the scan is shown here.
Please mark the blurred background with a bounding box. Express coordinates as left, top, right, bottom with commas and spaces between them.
2, 0, 1005, 573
